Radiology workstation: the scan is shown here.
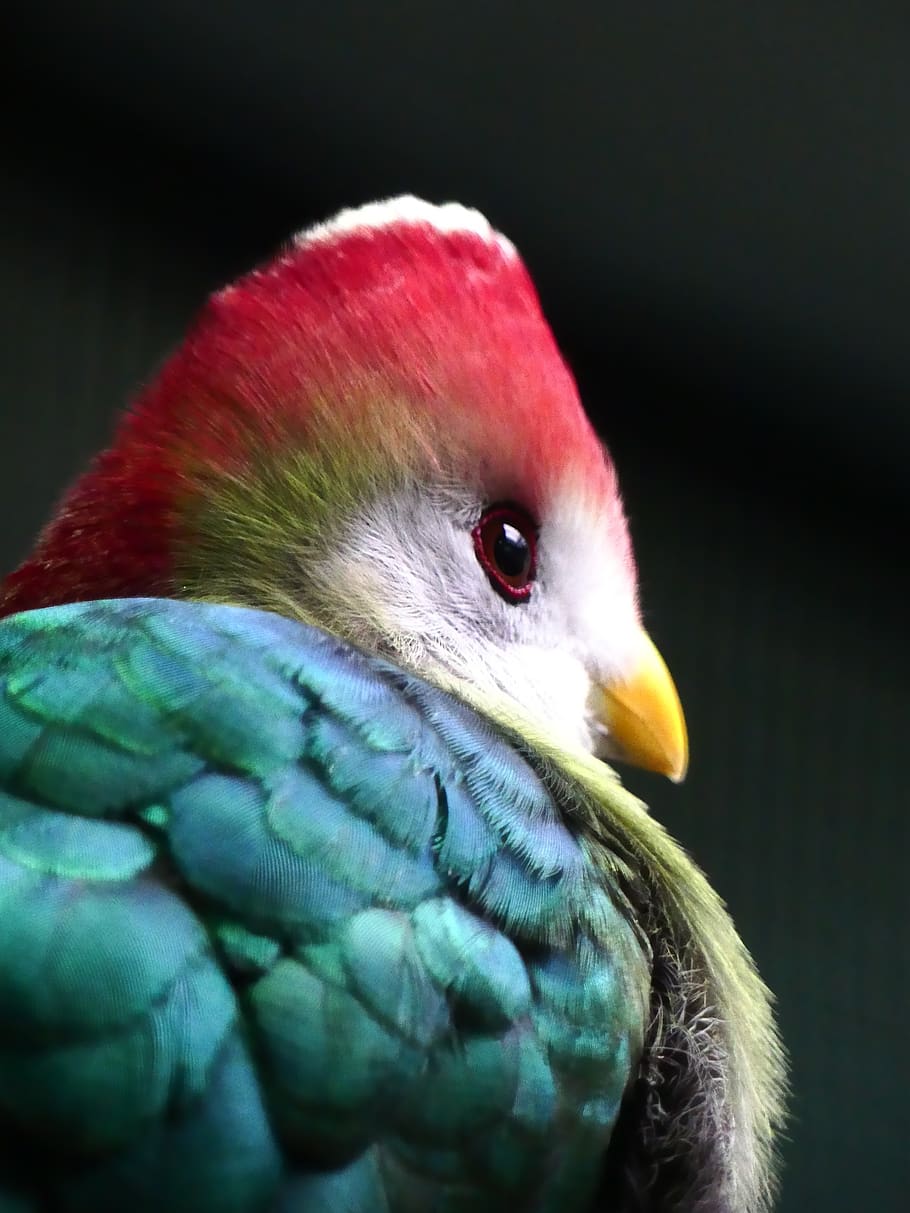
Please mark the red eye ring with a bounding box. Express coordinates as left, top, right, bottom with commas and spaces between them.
472, 503, 538, 604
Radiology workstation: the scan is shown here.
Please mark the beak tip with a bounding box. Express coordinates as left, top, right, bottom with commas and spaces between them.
667, 737, 689, 784
668, 759, 688, 785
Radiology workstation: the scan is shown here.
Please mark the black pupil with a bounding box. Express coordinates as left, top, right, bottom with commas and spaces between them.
493, 522, 529, 578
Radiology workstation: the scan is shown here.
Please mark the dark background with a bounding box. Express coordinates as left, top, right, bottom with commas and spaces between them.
4, 3, 908, 1207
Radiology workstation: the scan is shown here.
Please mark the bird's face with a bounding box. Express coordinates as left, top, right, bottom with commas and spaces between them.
307, 464, 687, 781
0, 195, 687, 781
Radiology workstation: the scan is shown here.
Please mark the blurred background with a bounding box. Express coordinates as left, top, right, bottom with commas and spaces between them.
4, 3, 908, 1207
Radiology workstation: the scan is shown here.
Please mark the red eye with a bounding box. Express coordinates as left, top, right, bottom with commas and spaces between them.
472, 503, 538, 604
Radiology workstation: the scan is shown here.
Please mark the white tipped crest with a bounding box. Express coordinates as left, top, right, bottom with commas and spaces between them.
295, 195, 517, 258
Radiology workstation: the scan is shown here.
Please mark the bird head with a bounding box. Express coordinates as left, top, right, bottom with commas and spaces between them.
1, 196, 687, 780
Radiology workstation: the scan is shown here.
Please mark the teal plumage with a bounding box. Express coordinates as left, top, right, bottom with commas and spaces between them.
0, 598, 648, 1212
0, 197, 785, 1210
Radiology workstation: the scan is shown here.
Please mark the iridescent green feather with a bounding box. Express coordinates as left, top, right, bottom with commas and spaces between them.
464, 688, 788, 1212
0, 599, 655, 1213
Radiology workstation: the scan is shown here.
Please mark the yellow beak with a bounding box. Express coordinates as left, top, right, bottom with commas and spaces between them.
593, 630, 689, 782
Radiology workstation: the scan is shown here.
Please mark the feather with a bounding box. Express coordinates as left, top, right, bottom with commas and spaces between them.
0, 598, 651, 1212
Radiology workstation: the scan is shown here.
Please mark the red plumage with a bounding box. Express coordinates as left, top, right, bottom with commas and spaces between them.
1, 199, 617, 617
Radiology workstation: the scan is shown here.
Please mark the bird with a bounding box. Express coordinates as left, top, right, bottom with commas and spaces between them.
0, 196, 785, 1212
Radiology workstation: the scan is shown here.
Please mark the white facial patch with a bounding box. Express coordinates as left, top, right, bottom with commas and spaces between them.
305, 480, 641, 759
537, 481, 641, 686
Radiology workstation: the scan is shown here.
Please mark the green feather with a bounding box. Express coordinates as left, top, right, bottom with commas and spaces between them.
460, 680, 788, 1212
